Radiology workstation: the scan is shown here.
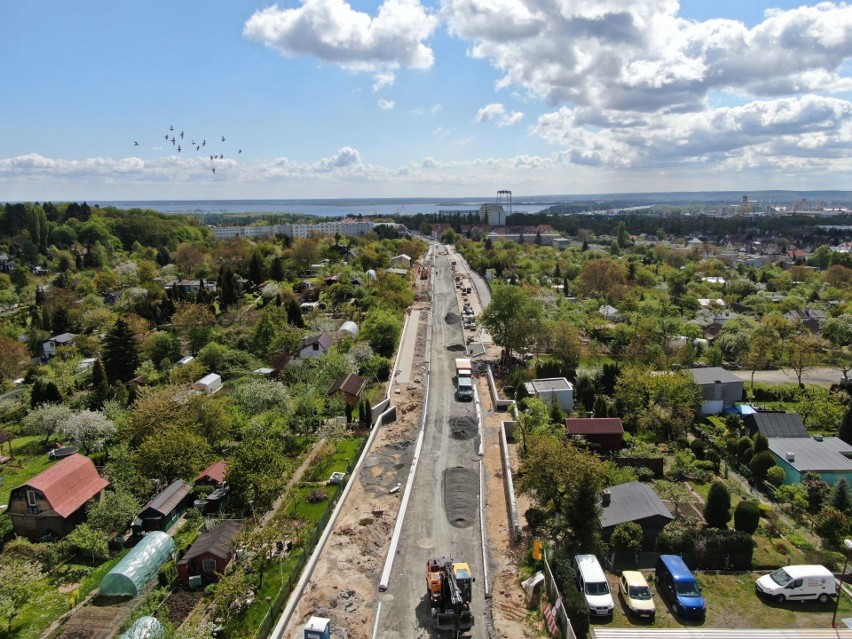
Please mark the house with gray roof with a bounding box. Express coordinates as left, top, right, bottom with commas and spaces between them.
768, 436, 852, 486
599, 481, 674, 548
743, 412, 809, 438
689, 367, 743, 415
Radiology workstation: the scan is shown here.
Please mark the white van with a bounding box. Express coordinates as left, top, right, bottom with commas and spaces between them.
573, 554, 615, 616
755, 565, 837, 604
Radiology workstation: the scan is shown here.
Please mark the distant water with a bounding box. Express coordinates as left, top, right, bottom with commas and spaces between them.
92, 198, 552, 218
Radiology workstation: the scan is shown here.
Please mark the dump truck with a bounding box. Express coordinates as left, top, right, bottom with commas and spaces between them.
426, 558, 474, 635
455, 358, 474, 401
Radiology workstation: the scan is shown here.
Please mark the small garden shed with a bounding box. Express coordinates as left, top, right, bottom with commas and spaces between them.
133, 479, 192, 532
100, 532, 175, 597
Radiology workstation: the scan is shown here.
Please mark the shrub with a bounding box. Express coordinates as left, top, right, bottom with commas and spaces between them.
694, 460, 716, 473
766, 466, 785, 487
158, 559, 178, 587
689, 439, 706, 460
737, 436, 753, 461
524, 507, 549, 534
562, 579, 590, 639
695, 528, 753, 570
814, 507, 850, 547
609, 522, 643, 552
749, 450, 777, 483
307, 489, 328, 503
704, 480, 732, 529
734, 500, 761, 534
753, 432, 769, 453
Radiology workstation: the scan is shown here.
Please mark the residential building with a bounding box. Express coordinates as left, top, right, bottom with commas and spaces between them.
768, 436, 852, 486
565, 418, 625, 452
8, 454, 109, 540
177, 519, 244, 586
689, 367, 744, 415
133, 480, 193, 532
743, 412, 809, 438
520, 378, 573, 411
297, 333, 332, 358
599, 481, 674, 547
390, 254, 412, 269
42, 332, 76, 358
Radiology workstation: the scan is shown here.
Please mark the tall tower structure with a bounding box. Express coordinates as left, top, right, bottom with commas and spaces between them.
739, 195, 751, 215
497, 190, 513, 217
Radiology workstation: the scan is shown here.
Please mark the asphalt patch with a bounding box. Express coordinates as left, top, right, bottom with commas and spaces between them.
449, 416, 477, 440
443, 466, 477, 529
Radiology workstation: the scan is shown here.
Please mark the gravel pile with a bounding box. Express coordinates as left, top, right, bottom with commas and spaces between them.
444, 311, 461, 324
443, 466, 478, 528
449, 416, 478, 440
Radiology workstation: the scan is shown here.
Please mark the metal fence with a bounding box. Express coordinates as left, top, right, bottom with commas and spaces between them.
251, 433, 371, 639
542, 550, 577, 639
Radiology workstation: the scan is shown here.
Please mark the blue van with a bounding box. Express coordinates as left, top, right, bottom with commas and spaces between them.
655, 555, 706, 619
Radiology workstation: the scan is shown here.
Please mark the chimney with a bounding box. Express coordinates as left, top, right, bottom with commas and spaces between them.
601, 490, 611, 507
786, 452, 795, 462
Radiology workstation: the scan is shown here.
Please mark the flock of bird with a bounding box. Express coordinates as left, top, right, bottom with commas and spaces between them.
134, 125, 242, 174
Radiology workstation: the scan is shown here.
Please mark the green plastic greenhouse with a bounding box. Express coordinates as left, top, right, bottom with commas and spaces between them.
118, 616, 165, 639
100, 532, 175, 597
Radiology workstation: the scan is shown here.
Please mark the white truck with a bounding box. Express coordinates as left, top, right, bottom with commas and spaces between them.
755, 564, 837, 604
455, 358, 474, 401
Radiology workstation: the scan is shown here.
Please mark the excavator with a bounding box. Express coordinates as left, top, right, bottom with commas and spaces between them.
426, 558, 474, 636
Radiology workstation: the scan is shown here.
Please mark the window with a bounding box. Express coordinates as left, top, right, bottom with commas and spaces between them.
202, 559, 217, 573
26, 490, 37, 507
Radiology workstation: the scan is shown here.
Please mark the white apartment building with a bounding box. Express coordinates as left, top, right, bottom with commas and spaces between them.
211, 219, 374, 240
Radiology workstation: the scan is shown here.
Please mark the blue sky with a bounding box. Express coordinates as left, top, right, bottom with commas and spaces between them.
1, 1, 851, 200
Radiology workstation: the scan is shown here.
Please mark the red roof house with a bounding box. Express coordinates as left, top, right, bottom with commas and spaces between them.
565, 418, 625, 452
8, 454, 109, 540
195, 460, 227, 486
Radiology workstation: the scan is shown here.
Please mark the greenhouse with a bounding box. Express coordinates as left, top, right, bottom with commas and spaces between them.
118, 616, 164, 639
100, 532, 175, 597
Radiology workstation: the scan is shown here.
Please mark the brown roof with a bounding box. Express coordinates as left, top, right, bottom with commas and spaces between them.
179, 519, 244, 562
565, 418, 625, 436
143, 479, 192, 517
24, 454, 109, 518
195, 460, 227, 484
327, 373, 367, 397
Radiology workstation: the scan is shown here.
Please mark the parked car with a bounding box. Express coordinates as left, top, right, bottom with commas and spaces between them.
655, 554, 706, 619
619, 571, 656, 621
573, 554, 615, 617
755, 565, 836, 604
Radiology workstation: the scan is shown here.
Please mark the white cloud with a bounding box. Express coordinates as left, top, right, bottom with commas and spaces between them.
474, 103, 524, 126
378, 98, 396, 110
372, 71, 396, 91
243, 0, 438, 71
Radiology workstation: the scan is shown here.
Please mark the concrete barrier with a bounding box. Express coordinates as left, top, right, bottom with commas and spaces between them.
486, 365, 515, 411
499, 419, 523, 543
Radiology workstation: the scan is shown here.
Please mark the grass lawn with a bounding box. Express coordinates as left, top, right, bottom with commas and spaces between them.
689, 479, 743, 511
604, 571, 852, 630
301, 437, 363, 484
0, 435, 55, 507
6, 549, 129, 639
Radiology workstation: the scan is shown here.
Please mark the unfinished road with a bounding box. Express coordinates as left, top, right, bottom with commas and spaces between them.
375, 247, 487, 639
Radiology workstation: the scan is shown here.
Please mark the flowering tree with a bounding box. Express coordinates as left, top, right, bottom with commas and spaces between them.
61, 410, 116, 454
22, 404, 73, 445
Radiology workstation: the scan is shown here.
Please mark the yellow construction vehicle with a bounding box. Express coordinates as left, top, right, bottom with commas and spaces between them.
426, 558, 474, 635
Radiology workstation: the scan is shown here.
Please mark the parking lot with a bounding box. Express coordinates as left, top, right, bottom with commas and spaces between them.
601, 571, 852, 630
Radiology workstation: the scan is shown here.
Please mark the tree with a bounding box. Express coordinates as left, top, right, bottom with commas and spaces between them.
653, 481, 692, 518
614, 368, 702, 440
480, 284, 544, 358
742, 325, 779, 390
0, 337, 31, 383
65, 523, 109, 564
102, 318, 140, 383
733, 500, 761, 534
104, 444, 150, 500
147, 332, 182, 370
216, 263, 241, 310
87, 490, 140, 534
517, 434, 606, 551
796, 386, 847, 432
137, 426, 212, 482
22, 403, 73, 445
61, 410, 116, 454
30, 379, 62, 408
703, 480, 732, 529
227, 426, 289, 514
609, 521, 643, 551
830, 477, 850, 512
749, 450, 775, 482
840, 407, 852, 446
90, 358, 110, 408
171, 303, 216, 355
362, 307, 402, 358
814, 507, 849, 547
616, 221, 629, 249
547, 321, 582, 372
577, 258, 627, 304
515, 397, 553, 456
802, 471, 831, 513
0, 559, 43, 631
784, 333, 827, 387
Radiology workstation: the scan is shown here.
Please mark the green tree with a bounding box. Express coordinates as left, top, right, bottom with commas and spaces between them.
703, 480, 732, 529
227, 426, 288, 514
137, 426, 212, 482
814, 507, 850, 547
22, 403, 73, 445
515, 396, 553, 456
102, 319, 140, 383
362, 307, 402, 358
86, 490, 140, 534
796, 386, 847, 433
616, 221, 629, 249
733, 500, 761, 534
830, 477, 850, 512
90, 358, 110, 408
609, 521, 643, 551
217, 263, 241, 310
784, 333, 827, 387
0, 559, 43, 631
171, 304, 216, 355
65, 523, 109, 564
517, 434, 605, 551
840, 407, 852, 446
653, 481, 692, 518
147, 332, 182, 371
480, 284, 543, 358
